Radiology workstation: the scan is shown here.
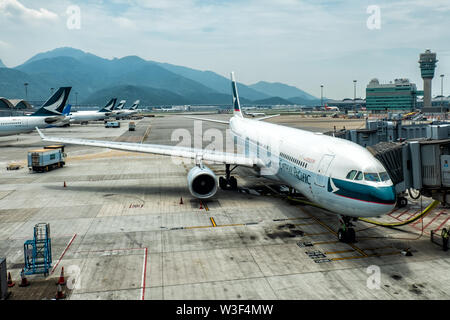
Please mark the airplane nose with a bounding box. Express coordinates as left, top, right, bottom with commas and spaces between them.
372, 185, 396, 205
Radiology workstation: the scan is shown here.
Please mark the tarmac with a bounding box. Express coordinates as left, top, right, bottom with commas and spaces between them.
1, 114, 450, 300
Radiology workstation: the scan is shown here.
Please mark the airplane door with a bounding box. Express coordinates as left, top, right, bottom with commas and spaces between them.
314, 154, 334, 187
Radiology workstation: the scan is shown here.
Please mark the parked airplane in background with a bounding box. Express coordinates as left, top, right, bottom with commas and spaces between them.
115, 100, 140, 119
324, 104, 340, 111
37, 73, 395, 243
244, 111, 266, 117
0, 87, 71, 137
69, 98, 117, 123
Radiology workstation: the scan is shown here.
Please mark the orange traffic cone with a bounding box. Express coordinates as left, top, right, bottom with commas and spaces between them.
63, 181, 67, 188
56, 267, 66, 285
180, 197, 183, 205
7, 272, 15, 287
19, 269, 30, 287
55, 284, 65, 300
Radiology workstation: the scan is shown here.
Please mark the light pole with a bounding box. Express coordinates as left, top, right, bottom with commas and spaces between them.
75, 92, 78, 107
441, 74, 444, 117
353, 80, 357, 111
24, 83, 29, 100
320, 85, 324, 108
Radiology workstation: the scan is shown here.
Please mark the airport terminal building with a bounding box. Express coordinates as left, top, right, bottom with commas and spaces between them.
366, 78, 422, 112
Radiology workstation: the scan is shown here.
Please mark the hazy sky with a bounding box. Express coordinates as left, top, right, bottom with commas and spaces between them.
1, 0, 449, 99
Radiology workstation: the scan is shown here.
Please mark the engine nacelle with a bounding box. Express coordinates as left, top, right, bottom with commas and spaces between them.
187, 165, 218, 199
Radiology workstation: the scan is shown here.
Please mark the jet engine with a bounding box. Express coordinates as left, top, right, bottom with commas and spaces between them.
187, 166, 218, 199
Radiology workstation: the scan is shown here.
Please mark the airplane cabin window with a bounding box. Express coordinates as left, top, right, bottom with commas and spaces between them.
354, 171, 363, 180
346, 170, 357, 180
379, 172, 390, 181
364, 172, 381, 182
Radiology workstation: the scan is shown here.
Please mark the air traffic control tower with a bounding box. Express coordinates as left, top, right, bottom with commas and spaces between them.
419, 49, 438, 108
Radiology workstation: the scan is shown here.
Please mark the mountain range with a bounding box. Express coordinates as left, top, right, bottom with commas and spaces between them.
0, 47, 319, 106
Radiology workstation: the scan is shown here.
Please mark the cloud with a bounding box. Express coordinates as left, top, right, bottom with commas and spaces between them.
0, 0, 58, 21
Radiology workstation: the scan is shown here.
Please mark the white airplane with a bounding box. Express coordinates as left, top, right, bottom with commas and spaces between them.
69, 98, 117, 123
244, 111, 266, 117
0, 87, 71, 137
36, 73, 396, 243
324, 104, 340, 112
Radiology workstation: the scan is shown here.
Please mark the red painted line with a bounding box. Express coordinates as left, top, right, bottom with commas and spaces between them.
51, 233, 77, 274
141, 248, 148, 301
406, 209, 421, 220
395, 209, 411, 219
435, 217, 450, 232
423, 211, 444, 230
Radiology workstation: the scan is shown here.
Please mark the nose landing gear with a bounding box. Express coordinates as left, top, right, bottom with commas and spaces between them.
337, 216, 356, 243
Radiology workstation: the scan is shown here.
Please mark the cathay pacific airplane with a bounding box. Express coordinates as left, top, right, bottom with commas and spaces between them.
115, 100, 140, 119
36, 74, 396, 243
0, 87, 71, 137
69, 98, 117, 123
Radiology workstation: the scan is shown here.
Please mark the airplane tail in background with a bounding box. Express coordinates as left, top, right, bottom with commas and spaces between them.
99, 98, 117, 112
62, 104, 72, 116
32, 87, 72, 116
116, 100, 126, 110
231, 72, 243, 118
129, 100, 140, 110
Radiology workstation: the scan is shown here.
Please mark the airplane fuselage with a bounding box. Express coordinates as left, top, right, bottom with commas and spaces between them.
0, 117, 59, 136
229, 116, 396, 218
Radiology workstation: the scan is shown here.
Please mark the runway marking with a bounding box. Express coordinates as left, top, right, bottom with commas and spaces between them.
423, 211, 444, 230
331, 251, 400, 261
304, 232, 331, 236
73, 247, 148, 300
210, 217, 217, 227
435, 217, 450, 232
141, 247, 148, 300
324, 249, 355, 255
51, 233, 77, 275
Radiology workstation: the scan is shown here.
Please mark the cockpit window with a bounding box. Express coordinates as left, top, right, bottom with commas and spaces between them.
354, 171, 363, 181
346, 170, 357, 180
379, 172, 390, 181
364, 172, 380, 182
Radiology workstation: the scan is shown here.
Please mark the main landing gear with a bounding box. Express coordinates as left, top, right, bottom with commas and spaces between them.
337, 216, 356, 243
219, 164, 238, 190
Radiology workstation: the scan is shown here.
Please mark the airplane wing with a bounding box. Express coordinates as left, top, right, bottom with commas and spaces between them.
255, 114, 280, 121
36, 127, 260, 167
183, 116, 229, 124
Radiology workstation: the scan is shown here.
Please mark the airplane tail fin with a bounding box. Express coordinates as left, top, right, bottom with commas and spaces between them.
62, 104, 72, 116
231, 72, 243, 118
99, 98, 117, 112
129, 100, 140, 110
116, 100, 126, 110
32, 87, 72, 116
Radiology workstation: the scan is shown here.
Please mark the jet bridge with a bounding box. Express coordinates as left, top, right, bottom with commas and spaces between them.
367, 138, 450, 205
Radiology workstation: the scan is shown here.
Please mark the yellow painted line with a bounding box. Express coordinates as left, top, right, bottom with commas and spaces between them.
304, 232, 331, 236
210, 217, 217, 227
217, 223, 245, 228
324, 249, 355, 255
294, 222, 316, 226
184, 225, 212, 230
312, 240, 340, 245
331, 251, 400, 261
347, 243, 369, 257
361, 246, 393, 251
